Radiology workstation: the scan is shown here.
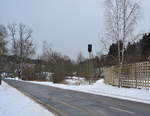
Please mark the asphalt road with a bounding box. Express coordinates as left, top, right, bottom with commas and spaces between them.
4, 79, 150, 116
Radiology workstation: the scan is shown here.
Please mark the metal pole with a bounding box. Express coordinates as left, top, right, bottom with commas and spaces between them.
88, 44, 92, 84
88, 52, 91, 84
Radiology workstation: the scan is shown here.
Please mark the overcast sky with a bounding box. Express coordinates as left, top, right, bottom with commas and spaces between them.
0, 0, 150, 59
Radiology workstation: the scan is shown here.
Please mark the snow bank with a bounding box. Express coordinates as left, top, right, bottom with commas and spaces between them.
0, 81, 54, 116
65, 76, 88, 85
5, 77, 21, 81
28, 79, 150, 104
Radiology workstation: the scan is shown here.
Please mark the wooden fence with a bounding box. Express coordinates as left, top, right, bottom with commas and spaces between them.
104, 61, 150, 89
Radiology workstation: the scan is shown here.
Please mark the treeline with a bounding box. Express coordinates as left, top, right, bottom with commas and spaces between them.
74, 33, 150, 81
1, 23, 150, 83
102, 33, 150, 66
0, 23, 77, 83
0, 23, 101, 83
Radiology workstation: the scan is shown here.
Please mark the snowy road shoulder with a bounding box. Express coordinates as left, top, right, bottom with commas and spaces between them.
27, 79, 150, 104
0, 81, 54, 116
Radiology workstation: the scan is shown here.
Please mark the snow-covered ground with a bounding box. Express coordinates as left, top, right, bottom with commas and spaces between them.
27, 79, 150, 104
0, 81, 54, 116
64, 76, 88, 85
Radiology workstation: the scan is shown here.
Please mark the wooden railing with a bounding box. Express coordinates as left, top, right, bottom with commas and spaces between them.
104, 61, 150, 89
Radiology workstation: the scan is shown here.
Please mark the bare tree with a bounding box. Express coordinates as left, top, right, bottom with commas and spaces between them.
0, 25, 8, 85
41, 41, 76, 83
76, 52, 85, 76
77, 52, 85, 64
41, 42, 63, 83
0, 25, 8, 55
8, 23, 35, 79
102, 0, 140, 65
102, 0, 140, 87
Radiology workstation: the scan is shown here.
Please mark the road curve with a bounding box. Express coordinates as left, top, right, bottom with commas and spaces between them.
4, 79, 150, 116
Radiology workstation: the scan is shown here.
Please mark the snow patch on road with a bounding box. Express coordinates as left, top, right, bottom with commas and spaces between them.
0, 81, 54, 116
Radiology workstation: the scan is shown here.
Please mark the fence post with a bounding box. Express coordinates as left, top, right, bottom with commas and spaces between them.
135, 64, 137, 88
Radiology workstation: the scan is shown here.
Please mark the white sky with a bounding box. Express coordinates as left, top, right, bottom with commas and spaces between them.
0, 0, 150, 59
